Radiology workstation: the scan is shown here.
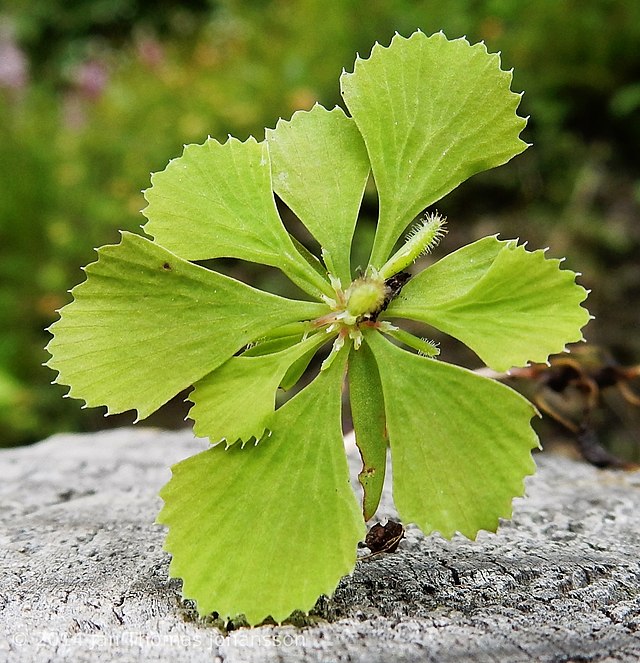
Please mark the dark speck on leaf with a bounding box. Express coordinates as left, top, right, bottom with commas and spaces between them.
162, 262, 172, 271
370, 272, 411, 321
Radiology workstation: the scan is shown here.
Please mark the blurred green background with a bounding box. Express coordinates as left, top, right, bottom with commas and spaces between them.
1, 0, 639, 450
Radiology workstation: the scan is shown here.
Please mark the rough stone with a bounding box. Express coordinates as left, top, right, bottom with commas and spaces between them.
1, 428, 640, 662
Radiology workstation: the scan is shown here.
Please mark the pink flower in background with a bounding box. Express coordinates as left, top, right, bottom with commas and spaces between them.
73, 59, 108, 100
0, 24, 28, 91
136, 35, 165, 69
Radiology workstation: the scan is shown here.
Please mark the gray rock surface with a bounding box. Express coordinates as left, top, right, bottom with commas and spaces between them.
1, 427, 640, 662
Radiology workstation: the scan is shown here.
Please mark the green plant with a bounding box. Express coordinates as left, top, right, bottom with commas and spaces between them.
46, 31, 589, 624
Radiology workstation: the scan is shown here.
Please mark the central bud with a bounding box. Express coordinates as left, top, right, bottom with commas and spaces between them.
313, 272, 394, 368
344, 276, 387, 321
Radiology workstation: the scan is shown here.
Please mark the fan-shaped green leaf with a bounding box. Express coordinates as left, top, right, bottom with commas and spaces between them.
387, 237, 590, 371
267, 105, 370, 283
158, 350, 364, 624
392, 235, 504, 305
142, 135, 331, 298
46, 233, 327, 419
189, 332, 330, 445
341, 31, 529, 266
366, 331, 538, 539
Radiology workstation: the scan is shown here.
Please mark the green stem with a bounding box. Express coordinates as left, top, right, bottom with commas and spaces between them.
384, 328, 440, 357
282, 251, 335, 301
263, 321, 314, 339
378, 213, 446, 280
